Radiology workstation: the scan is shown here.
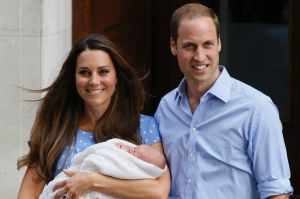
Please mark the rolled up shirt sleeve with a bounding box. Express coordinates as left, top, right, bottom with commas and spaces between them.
247, 99, 293, 198
258, 179, 293, 198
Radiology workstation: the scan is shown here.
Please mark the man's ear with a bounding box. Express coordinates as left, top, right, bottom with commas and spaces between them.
218, 37, 221, 52
170, 37, 177, 56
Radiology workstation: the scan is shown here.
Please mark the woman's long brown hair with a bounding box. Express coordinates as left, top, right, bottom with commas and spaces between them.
17, 34, 145, 182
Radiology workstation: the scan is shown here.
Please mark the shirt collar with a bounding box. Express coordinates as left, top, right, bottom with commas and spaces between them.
175, 65, 232, 103
175, 78, 187, 101
207, 65, 232, 103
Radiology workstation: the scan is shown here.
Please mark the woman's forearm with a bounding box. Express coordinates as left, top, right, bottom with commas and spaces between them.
17, 168, 45, 199
90, 170, 170, 199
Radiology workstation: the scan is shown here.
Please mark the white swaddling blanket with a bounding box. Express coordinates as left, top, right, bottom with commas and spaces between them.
39, 138, 166, 199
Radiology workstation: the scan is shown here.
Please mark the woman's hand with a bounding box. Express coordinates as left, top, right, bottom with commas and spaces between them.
53, 170, 93, 199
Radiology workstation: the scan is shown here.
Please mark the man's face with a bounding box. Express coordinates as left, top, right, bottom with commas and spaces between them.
171, 16, 221, 89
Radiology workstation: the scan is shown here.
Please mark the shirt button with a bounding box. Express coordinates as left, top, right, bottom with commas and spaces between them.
190, 154, 196, 161
192, 128, 196, 132
190, 154, 195, 161
187, 179, 192, 183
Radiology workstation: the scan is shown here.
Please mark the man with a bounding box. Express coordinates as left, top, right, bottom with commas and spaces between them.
155, 3, 293, 199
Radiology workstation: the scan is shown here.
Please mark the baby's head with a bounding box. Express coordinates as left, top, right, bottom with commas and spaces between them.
115, 143, 166, 169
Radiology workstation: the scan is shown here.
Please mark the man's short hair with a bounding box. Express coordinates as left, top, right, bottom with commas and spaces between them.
170, 3, 220, 41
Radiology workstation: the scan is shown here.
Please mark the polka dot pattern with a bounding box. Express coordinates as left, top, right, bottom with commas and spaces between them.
139, 115, 161, 144
54, 115, 161, 176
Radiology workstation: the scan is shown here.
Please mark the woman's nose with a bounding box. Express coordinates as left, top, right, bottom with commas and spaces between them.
89, 74, 100, 85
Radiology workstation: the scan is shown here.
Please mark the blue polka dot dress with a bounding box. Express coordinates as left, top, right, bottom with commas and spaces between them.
54, 115, 161, 176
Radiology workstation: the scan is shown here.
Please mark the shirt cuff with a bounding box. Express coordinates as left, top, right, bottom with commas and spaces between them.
258, 178, 293, 199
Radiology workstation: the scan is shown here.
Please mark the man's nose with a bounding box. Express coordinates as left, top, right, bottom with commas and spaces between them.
193, 48, 206, 62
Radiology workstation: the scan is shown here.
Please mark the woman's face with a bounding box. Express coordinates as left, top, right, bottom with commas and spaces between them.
75, 49, 117, 113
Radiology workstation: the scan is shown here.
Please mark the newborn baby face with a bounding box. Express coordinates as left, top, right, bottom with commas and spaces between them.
115, 143, 143, 159
115, 143, 166, 169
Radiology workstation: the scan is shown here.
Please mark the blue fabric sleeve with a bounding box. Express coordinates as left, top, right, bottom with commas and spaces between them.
139, 114, 161, 145
247, 100, 293, 198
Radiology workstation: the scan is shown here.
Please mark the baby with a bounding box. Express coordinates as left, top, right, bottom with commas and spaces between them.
39, 139, 166, 199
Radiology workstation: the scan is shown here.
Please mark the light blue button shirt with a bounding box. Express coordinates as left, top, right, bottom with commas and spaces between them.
155, 66, 293, 199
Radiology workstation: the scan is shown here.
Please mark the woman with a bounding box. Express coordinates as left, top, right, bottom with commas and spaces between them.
17, 34, 170, 199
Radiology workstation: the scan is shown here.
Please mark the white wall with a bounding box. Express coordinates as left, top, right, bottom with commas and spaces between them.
0, 0, 72, 198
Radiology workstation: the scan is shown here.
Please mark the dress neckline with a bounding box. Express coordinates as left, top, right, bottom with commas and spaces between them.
77, 128, 94, 134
